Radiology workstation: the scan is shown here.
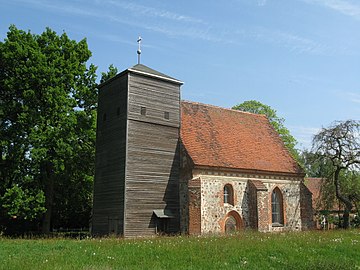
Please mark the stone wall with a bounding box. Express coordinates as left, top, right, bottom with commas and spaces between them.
188, 169, 304, 234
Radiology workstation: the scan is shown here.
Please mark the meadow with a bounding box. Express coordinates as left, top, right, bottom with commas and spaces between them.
1, 230, 360, 270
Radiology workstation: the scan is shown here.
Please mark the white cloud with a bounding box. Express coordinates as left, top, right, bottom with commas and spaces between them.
11, 0, 104, 18
105, 1, 205, 24
257, 0, 267, 6
240, 27, 331, 55
10, 0, 355, 55
303, 0, 360, 19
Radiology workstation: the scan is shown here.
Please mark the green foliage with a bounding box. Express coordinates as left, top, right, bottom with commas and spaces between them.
311, 120, 360, 228
0, 231, 360, 269
0, 25, 98, 233
232, 100, 299, 161
1, 185, 46, 221
299, 150, 334, 178
100, 64, 118, 84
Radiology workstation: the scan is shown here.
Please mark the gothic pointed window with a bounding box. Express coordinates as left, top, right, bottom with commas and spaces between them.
224, 184, 234, 205
272, 187, 284, 226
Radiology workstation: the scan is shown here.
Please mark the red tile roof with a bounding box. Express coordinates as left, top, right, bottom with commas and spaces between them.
180, 101, 303, 175
304, 178, 345, 211
249, 180, 268, 191
304, 178, 323, 207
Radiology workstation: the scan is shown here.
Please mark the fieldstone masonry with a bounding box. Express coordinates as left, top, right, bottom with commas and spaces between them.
182, 169, 305, 234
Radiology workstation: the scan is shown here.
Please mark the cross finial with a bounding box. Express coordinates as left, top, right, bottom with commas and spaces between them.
137, 36, 142, 64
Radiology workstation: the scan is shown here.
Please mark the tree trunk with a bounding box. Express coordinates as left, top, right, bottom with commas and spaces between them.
334, 169, 353, 229
343, 207, 351, 229
41, 161, 55, 234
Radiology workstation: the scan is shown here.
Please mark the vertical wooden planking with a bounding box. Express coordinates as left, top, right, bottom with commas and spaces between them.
127, 73, 180, 127
92, 74, 128, 236
93, 65, 182, 237
124, 72, 181, 237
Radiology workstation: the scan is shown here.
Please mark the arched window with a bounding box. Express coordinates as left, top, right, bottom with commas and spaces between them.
271, 187, 284, 225
223, 184, 234, 205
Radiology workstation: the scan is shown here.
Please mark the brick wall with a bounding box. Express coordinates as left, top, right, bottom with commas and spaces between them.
300, 182, 314, 230
247, 182, 258, 229
179, 144, 194, 234
188, 177, 201, 234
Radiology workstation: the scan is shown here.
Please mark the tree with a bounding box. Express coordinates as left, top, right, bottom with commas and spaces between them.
0, 25, 97, 234
299, 150, 334, 178
312, 120, 360, 229
232, 100, 299, 160
100, 64, 118, 84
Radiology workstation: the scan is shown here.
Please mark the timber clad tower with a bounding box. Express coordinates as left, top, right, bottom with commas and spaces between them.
92, 64, 183, 237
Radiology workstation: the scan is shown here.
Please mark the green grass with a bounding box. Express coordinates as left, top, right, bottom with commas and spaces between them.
1, 230, 360, 269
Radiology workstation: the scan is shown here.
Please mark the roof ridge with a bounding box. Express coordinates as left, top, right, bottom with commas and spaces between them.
181, 100, 268, 118
129, 64, 183, 84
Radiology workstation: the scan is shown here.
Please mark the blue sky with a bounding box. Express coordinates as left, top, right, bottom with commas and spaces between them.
1, 0, 360, 149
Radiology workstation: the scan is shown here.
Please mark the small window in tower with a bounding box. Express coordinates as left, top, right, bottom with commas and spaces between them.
164, 111, 170, 120
141, 106, 146, 116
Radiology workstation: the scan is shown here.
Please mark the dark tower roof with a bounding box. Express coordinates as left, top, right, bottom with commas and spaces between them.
98, 64, 183, 88
129, 64, 183, 85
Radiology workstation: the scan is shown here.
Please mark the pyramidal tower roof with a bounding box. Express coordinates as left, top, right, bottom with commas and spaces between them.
128, 64, 183, 85
98, 64, 183, 88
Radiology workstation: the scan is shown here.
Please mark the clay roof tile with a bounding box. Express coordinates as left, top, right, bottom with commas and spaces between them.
180, 101, 303, 175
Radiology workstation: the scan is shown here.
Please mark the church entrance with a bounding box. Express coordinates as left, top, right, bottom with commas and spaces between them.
224, 211, 242, 233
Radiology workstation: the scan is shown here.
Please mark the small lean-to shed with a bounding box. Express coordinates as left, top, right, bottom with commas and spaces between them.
92, 64, 183, 237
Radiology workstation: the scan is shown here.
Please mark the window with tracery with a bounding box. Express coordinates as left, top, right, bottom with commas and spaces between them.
271, 187, 284, 225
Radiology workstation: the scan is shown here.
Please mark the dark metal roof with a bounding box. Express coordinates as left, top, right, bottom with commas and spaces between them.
128, 64, 183, 85
97, 63, 183, 88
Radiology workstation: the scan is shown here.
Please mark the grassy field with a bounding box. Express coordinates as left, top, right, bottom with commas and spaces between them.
1, 230, 360, 270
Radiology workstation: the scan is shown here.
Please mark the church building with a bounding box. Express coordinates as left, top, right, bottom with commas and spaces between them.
91, 63, 313, 237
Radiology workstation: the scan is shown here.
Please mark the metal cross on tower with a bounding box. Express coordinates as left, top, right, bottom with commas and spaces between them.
137, 36, 142, 64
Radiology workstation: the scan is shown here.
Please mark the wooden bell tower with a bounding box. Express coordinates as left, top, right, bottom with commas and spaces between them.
92, 63, 183, 237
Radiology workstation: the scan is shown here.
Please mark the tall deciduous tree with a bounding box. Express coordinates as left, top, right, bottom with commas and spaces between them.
0, 25, 97, 233
100, 64, 118, 84
232, 100, 299, 160
312, 120, 360, 229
